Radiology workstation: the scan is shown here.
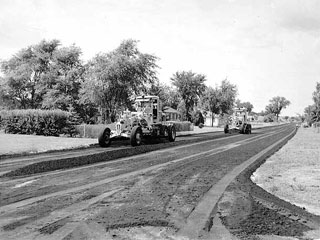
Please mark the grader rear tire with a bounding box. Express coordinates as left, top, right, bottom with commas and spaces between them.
168, 125, 176, 142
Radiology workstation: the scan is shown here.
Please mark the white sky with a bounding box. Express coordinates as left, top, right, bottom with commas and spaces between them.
1, 0, 320, 116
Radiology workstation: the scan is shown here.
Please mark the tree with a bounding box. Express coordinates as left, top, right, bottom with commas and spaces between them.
265, 96, 290, 121
41, 45, 84, 113
311, 82, 320, 122
1, 40, 60, 109
0, 76, 15, 109
79, 39, 158, 123
201, 80, 238, 126
0, 39, 85, 120
147, 80, 181, 109
171, 71, 206, 121
219, 79, 238, 115
235, 99, 254, 113
201, 86, 220, 126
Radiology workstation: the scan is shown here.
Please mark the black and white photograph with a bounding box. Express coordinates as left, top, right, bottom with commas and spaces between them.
0, 0, 319, 239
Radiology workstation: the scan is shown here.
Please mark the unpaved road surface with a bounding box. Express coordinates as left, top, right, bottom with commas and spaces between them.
0, 124, 319, 240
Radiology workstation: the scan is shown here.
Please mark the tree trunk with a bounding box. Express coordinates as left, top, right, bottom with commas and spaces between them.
211, 112, 214, 127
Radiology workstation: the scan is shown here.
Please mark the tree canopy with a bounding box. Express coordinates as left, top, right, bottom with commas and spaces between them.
265, 96, 290, 121
201, 80, 238, 126
171, 71, 206, 121
0, 38, 250, 125
1, 40, 61, 109
235, 99, 254, 113
79, 39, 159, 123
305, 82, 320, 123
0, 40, 85, 116
147, 80, 181, 109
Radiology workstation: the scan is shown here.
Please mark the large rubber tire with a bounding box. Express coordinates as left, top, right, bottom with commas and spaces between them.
130, 126, 143, 146
168, 125, 176, 142
224, 124, 229, 134
98, 127, 111, 147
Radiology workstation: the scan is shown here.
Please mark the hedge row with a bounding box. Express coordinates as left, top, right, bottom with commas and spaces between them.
0, 109, 76, 136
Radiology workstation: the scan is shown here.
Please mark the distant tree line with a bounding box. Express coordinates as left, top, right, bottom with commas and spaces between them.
0, 38, 291, 125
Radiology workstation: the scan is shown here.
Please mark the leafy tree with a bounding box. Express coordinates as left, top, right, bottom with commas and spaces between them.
192, 109, 204, 126
171, 71, 206, 121
147, 80, 181, 109
41, 45, 84, 113
303, 83, 320, 125
311, 82, 320, 122
1, 40, 60, 109
219, 79, 238, 115
265, 96, 290, 121
0, 76, 14, 109
201, 80, 238, 126
235, 99, 254, 113
79, 39, 158, 123
304, 104, 319, 125
263, 113, 275, 122
0, 39, 85, 122
201, 86, 220, 126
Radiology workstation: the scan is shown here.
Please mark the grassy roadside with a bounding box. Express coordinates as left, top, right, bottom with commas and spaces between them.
0, 131, 97, 157
252, 127, 320, 216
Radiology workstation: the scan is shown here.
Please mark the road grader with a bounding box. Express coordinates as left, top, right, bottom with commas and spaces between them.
98, 95, 176, 147
224, 107, 252, 134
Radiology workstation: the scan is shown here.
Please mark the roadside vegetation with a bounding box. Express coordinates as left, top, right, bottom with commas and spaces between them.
304, 82, 320, 126
0, 38, 296, 136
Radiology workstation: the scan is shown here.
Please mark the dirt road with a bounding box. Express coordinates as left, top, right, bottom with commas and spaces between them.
0, 124, 318, 240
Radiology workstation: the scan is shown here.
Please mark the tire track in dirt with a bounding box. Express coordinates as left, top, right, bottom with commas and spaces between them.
177, 127, 296, 239
0, 125, 292, 239
0, 189, 122, 240
0, 127, 281, 187
0, 131, 279, 214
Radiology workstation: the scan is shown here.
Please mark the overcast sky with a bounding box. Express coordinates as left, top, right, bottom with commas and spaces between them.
1, 0, 320, 116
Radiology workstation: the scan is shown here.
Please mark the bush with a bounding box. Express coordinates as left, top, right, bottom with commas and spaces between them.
192, 110, 204, 126
263, 114, 275, 123
198, 123, 204, 128
0, 109, 76, 136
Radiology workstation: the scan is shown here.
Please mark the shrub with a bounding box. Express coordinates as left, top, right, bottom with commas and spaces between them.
192, 110, 204, 126
0, 109, 76, 136
198, 123, 204, 128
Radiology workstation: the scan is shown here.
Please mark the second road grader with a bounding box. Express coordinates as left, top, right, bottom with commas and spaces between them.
224, 107, 252, 134
98, 95, 176, 147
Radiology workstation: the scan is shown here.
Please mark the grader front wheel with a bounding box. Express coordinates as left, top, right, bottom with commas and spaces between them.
98, 127, 111, 147
130, 126, 143, 146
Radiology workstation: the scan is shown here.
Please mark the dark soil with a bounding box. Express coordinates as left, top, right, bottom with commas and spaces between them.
219, 137, 320, 240
3, 124, 315, 240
